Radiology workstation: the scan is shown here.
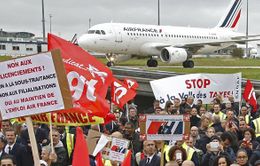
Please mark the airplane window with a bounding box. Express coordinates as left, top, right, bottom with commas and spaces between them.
96, 30, 101, 34
88, 30, 95, 34
101, 30, 106, 35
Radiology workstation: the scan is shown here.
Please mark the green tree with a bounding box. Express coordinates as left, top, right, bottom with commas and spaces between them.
231, 48, 244, 58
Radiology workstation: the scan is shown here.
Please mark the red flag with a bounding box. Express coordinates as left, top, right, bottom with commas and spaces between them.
121, 150, 132, 166
111, 78, 136, 109
123, 78, 139, 90
48, 34, 113, 117
103, 113, 116, 124
243, 80, 258, 112
96, 152, 104, 166
72, 127, 90, 166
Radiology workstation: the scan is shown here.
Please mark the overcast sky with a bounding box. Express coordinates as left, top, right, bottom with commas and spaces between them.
1, 0, 259, 40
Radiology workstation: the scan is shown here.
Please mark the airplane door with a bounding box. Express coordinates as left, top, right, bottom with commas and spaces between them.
114, 27, 123, 43
113, 26, 128, 53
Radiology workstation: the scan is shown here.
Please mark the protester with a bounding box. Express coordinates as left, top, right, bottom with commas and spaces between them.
236, 148, 250, 166
4, 128, 30, 166
167, 146, 187, 166
0, 154, 16, 166
212, 155, 232, 166
139, 140, 160, 166
49, 129, 67, 166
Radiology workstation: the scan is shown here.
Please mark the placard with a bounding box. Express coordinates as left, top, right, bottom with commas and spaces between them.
140, 114, 190, 141
150, 73, 241, 108
0, 51, 72, 119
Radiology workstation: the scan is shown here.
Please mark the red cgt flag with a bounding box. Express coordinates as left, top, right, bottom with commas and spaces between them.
243, 80, 258, 112
72, 127, 90, 166
48, 34, 113, 117
111, 78, 136, 109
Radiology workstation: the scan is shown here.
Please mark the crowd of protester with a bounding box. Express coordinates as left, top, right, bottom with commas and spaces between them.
0, 94, 260, 166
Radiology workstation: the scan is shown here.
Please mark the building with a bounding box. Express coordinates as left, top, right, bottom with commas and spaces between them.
0, 29, 47, 57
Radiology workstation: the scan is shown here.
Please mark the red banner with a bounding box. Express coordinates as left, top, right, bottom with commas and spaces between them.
48, 34, 113, 117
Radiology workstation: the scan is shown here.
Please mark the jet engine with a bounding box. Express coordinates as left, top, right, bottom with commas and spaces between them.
160, 47, 188, 64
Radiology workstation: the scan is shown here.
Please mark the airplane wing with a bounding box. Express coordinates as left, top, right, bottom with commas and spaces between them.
231, 34, 260, 40
154, 38, 260, 54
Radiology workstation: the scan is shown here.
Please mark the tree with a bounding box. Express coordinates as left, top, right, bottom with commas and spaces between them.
231, 48, 244, 58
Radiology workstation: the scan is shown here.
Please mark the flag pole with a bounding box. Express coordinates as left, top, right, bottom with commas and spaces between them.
25, 117, 41, 166
48, 113, 55, 153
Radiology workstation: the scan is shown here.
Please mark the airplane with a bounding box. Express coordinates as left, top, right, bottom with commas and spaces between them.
78, 0, 260, 68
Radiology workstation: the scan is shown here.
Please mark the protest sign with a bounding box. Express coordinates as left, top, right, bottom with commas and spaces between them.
87, 129, 129, 162
109, 137, 129, 162
0, 51, 72, 120
150, 73, 241, 107
140, 114, 190, 141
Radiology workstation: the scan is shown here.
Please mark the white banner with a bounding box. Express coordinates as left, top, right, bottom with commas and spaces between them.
150, 73, 241, 108
0, 52, 65, 119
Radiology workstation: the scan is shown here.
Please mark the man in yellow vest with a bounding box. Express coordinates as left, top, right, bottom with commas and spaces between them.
240, 106, 252, 125
56, 126, 75, 165
212, 104, 226, 121
182, 139, 199, 166
252, 116, 260, 138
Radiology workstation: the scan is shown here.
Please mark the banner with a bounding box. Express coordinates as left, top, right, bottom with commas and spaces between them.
16, 112, 104, 126
48, 34, 113, 117
0, 51, 72, 120
150, 73, 241, 107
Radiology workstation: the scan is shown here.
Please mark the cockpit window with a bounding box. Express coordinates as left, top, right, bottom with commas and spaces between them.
88, 30, 106, 35
101, 30, 106, 35
88, 30, 95, 34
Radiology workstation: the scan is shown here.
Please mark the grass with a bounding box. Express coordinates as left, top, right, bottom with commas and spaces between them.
97, 57, 260, 80
0, 56, 13, 62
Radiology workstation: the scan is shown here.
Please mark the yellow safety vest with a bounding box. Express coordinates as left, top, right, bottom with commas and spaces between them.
213, 112, 226, 121
245, 115, 250, 125
182, 142, 195, 161
253, 118, 260, 137
164, 145, 171, 162
66, 133, 74, 158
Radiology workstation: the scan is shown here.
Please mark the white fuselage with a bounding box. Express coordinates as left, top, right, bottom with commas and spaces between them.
78, 23, 243, 57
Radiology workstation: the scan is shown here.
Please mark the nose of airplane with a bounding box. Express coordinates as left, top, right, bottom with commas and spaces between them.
78, 34, 93, 49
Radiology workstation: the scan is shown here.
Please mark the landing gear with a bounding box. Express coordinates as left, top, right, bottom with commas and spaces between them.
147, 58, 158, 67
105, 53, 116, 67
106, 61, 115, 67
182, 60, 194, 68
